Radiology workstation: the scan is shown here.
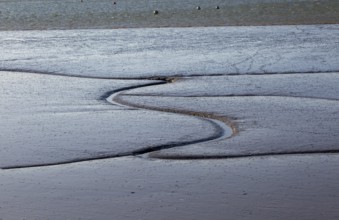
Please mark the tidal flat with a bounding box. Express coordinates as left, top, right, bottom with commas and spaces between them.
1, 25, 339, 219
0, 1, 339, 219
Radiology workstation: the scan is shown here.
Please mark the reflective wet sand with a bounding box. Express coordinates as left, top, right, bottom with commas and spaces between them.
0, 2, 339, 219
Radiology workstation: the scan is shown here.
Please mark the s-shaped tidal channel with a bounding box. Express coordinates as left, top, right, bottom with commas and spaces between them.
105, 77, 235, 156
0, 71, 234, 170
2, 69, 339, 169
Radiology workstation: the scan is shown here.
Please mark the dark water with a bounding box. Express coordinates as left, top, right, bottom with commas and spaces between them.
0, 0, 338, 30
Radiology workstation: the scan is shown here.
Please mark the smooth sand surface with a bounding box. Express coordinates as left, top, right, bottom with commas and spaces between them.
1, 155, 339, 220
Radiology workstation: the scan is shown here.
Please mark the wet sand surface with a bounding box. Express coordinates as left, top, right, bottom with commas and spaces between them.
1, 25, 338, 78
1, 155, 339, 220
1, 1, 339, 219
120, 73, 339, 159
0, 72, 227, 168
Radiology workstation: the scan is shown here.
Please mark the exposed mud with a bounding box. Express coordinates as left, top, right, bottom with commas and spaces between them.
0, 71, 233, 169
2, 70, 339, 169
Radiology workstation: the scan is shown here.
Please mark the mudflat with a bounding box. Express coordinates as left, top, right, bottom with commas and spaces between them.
0, 1, 339, 219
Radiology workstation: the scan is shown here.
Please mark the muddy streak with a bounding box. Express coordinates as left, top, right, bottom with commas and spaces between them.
113, 95, 238, 137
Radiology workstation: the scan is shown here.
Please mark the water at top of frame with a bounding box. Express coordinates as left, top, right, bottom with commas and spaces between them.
0, 0, 338, 30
